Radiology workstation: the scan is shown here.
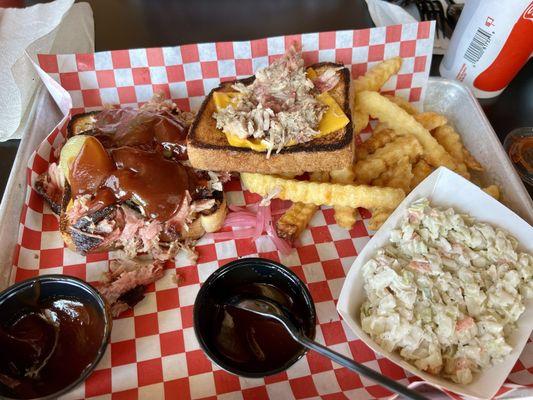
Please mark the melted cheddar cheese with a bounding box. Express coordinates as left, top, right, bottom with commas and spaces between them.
213, 68, 349, 151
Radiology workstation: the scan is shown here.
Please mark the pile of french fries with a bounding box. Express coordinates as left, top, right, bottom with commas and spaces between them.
241, 57, 500, 242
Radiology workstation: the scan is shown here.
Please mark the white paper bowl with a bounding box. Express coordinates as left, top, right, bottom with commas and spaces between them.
337, 167, 533, 400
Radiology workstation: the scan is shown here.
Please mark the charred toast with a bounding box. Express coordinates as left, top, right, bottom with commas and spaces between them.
187, 62, 354, 175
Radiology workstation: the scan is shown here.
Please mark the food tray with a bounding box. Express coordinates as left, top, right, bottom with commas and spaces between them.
0, 22, 531, 399
423, 77, 532, 223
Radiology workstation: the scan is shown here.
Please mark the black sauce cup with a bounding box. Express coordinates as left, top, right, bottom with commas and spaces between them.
0, 275, 112, 400
194, 257, 316, 378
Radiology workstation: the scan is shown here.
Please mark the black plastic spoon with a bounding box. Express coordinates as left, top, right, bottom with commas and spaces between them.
227, 297, 428, 400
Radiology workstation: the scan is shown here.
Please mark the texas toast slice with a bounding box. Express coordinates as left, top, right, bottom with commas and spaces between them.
187, 62, 354, 175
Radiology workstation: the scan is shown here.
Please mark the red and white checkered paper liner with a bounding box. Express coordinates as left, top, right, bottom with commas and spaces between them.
9, 22, 532, 399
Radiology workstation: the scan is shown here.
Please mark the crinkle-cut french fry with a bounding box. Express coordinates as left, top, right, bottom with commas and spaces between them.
353, 57, 402, 93
241, 173, 405, 210
355, 128, 396, 161
278, 172, 297, 179
372, 156, 413, 194
351, 84, 369, 135
433, 124, 483, 172
371, 113, 447, 142
352, 109, 369, 134
483, 185, 500, 200
309, 171, 330, 182
414, 112, 448, 131
354, 146, 368, 162
432, 124, 473, 178
353, 135, 423, 183
333, 206, 357, 229
455, 161, 471, 179
383, 94, 419, 115
355, 91, 458, 171
353, 158, 386, 184
372, 122, 390, 135
276, 201, 318, 241
410, 159, 433, 190
368, 208, 392, 231
463, 148, 484, 171
275, 171, 329, 242
432, 124, 463, 160
329, 167, 355, 183
330, 167, 357, 229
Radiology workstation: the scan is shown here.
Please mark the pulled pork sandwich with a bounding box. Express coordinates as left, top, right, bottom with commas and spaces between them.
187, 43, 352, 174
36, 95, 228, 315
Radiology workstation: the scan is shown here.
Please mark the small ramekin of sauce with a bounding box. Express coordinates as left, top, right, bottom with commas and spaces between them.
0, 275, 112, 399
194, 258, 316, 377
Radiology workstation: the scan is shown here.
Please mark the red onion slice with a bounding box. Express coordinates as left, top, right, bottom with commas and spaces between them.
211, 203, 293, 254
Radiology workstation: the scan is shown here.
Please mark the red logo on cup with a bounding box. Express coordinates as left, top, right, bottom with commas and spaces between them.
523, 2, 533, 20
485, 16, 495, 27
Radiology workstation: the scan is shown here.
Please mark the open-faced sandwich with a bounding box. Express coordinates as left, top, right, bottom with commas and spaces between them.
36, 95, 228, 315
188, 44, 353, 174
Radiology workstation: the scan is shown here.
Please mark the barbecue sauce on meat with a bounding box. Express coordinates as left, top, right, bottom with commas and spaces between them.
95, 112, 189, 159
0, 297, 104, 399
108, 147, 197, 220
70, 136, 114, 196
68, 114, 199, 221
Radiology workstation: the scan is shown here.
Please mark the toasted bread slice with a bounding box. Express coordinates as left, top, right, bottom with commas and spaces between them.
187, 62, 354, 175
67, 111, 99, 137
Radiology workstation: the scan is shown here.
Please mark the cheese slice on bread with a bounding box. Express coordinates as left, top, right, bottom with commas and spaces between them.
188, 62, 354, 175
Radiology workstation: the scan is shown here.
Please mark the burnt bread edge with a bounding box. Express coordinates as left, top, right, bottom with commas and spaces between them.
188, 62, 353, 154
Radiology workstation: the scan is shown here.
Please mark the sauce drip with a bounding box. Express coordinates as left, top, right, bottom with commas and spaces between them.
209, 283, 310, 373
69, 108, 200, 221
0, 297, 104, 399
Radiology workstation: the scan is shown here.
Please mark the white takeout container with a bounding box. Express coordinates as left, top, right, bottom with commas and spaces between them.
337, 167, 533, 400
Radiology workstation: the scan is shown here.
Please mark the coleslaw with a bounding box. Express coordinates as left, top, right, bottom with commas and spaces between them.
360, 198, 533, 384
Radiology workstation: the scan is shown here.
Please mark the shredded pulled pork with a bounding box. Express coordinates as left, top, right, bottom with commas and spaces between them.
47, 163, 65, 193
165, 192, 192, 233
311, 67, 342, 93
142, 92, 195, 126
95, 218, 115, 234
190, 198, 216, 214
95, 93, 194, 137
207, 171, 232, 192
65, 195, 91, 224
213, 43, 328, 155
116, 194, 208, 261
35, 163, 65, 214
98, 259, 165, 317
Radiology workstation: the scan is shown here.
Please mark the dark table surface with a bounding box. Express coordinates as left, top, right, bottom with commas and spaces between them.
2, 0, 532, 202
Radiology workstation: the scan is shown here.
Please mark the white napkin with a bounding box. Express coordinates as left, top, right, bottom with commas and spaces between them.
0, 0, 94, 141
365, 0, 451, 55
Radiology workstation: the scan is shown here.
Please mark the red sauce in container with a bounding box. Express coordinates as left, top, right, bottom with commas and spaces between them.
0, 297, 104, 399
210, 283, 308, 372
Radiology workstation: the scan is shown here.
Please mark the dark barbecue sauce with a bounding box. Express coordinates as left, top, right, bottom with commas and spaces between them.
0, 297, 104, 399
69, 108, 201, 221
107, 147, 197, 220
210, 283, 308, 373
